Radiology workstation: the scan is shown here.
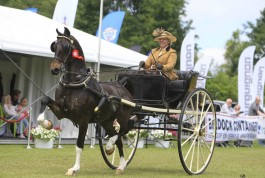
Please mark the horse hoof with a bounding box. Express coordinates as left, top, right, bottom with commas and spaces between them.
65, 169, 75, 176
115, 169, 124, 175
105, 147, 115, 155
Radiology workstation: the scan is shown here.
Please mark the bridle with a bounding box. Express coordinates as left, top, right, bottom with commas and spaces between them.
51, 35, 74, 64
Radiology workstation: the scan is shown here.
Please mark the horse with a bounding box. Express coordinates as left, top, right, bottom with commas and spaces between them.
37, 27, 134, 176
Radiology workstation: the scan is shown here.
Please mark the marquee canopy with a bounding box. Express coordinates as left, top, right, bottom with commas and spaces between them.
0, 5, 147, 67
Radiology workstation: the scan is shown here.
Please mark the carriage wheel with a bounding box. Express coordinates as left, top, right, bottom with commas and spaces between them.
98, 115, 140, 170
178, 88, 216, 175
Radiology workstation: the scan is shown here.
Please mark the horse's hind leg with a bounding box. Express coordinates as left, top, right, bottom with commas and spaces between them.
115, 136, 126, 174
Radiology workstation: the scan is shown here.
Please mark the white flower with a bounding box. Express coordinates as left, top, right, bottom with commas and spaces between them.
30, 125, 60, 141
151, 130, 174, 139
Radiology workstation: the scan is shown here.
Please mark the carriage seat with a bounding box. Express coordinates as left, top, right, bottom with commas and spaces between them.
166, 70, 199, 100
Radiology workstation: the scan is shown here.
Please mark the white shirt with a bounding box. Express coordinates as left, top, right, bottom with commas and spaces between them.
221, 103, 235, 115
3, 104, 18, 116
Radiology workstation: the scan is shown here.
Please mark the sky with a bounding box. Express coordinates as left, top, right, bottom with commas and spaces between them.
185, 0, 265, 65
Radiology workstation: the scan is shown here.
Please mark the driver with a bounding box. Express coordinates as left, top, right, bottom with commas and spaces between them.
139, 28, 178, 80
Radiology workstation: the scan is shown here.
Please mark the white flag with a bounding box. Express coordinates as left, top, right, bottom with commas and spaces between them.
238, 46, 256, 116
251, 57, 265, 108
53, 0, 78, 27
180, 31, 195, 71
193, 56, 212, 88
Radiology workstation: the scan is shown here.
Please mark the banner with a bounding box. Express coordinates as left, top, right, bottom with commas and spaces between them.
251, 57, 265, 108
52, 0, 78, 27
96, 11, 125, 44
180, 31, 195, 71
193, 56, 212, 88
238, 46, 256, 116
206, 113, 261, 142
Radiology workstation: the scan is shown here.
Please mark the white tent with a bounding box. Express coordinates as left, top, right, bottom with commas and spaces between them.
0, 6, 147, 138
0, 5, 147, 67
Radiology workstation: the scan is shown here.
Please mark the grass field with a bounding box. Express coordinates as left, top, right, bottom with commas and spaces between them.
0, 141, 265, 178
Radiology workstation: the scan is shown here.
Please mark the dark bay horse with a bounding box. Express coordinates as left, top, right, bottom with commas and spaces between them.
37, 27, 134, 176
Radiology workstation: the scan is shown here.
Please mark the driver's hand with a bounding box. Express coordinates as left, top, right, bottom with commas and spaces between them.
157, 63, 163, 70
139, 61, 145, 68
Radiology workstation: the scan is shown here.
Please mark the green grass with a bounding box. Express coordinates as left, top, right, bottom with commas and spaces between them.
0, 141, 265, 178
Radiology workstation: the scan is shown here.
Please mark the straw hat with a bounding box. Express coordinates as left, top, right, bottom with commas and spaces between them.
153, 28, 177, 43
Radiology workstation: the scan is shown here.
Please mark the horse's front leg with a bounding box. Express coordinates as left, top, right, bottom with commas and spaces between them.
65, 123, 88, 176
37, 96, 65, 121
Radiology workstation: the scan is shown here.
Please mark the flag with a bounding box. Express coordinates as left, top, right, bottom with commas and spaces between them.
25, 8, 38, 13
193, 56, 212, 88
238, 46, 256, 116
53, 0, 78, 27
180, 31, 195, 71
96, 11, 125, 44
251, 57, 265, 108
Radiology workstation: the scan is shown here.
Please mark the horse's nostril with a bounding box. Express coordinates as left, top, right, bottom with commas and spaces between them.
51, 68, 59, 75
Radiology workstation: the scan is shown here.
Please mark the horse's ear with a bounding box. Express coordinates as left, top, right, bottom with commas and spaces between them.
56, 28, 63, 36
64, 27, 71, 37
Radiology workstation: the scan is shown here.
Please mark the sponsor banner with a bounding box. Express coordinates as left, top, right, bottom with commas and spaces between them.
206, 113, 263, 142
53, 0, 78, 27
251, 57, 265, 108
238, 46, 256, 116
180, 31, 194, 71
193, 56, 212, 88
96, 11, 125, 44
257, 119, 265, 139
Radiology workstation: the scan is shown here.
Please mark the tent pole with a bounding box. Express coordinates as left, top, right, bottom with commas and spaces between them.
96, 0, 104, 81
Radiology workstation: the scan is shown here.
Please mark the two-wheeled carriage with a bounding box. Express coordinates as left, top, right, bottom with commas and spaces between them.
42, 27, 216, 175
98, 69, 217, 175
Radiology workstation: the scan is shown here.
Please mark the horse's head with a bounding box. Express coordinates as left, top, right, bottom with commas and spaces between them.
50, 27, 85, 75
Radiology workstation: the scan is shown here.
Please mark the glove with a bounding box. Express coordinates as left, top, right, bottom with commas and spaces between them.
157, 63, 163, 70
139, 61, 145, 68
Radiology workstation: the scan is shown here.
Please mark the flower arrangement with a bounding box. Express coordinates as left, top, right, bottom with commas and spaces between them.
31, 125, 61, 141
128, 129, 149, 139
151, 130, 174, 140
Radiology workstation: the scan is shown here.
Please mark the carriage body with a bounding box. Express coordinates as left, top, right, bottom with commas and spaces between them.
116, 69, 199, 108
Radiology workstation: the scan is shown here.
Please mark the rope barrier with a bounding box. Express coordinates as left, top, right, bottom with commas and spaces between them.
0, 115, 27, 123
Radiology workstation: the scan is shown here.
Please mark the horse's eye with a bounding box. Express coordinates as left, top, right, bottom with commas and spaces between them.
63, 43, 70, 51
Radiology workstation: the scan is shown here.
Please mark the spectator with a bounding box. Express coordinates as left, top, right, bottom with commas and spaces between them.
233, 104, 243, 116
249, 96, 265, 117
16, 97, 29, 136
11, 89, 21, 106
3, 95, 25, 138
221, 98, 235, 116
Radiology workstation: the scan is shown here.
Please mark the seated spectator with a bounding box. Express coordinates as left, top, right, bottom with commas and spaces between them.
11, 89, 21, 106
249, 96, 265, 117
221, 98, 235, 116
233, 104, 243, 116
16, 97, 29, 136
3, 95, 25, 138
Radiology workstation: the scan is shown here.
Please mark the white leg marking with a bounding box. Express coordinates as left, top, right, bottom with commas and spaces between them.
65, 146, 82, 176
117, 156, 126, 170
106, 135, 118, 150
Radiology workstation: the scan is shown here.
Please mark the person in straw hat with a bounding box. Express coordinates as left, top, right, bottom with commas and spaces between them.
139, 28, 178, 80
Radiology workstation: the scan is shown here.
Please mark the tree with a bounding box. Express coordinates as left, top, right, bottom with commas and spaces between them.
224, 30, 249, 76
0, 0, 56, 18
244, 8, 265, 60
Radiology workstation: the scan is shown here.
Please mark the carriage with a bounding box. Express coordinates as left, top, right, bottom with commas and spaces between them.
98, 69, 217, 175
40, 27, 217, 176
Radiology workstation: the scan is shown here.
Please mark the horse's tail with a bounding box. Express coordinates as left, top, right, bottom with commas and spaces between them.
118, 77, 134, 97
